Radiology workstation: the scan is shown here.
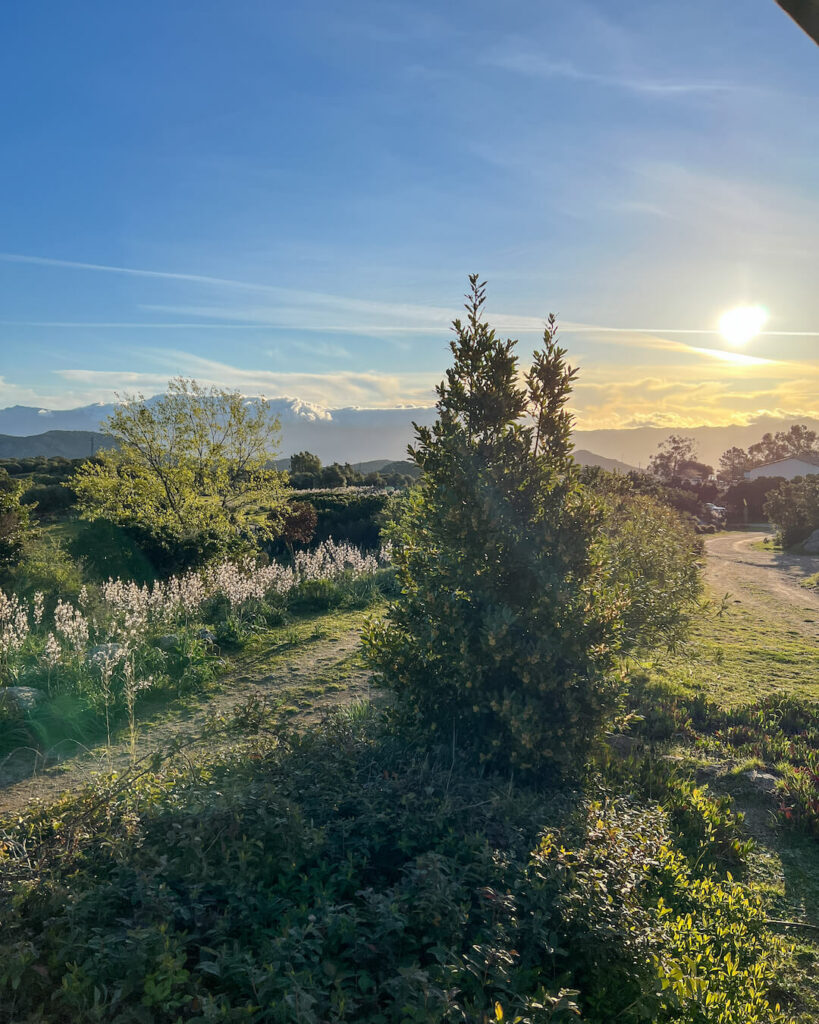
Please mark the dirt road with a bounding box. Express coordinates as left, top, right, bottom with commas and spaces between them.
703, 531, 819, 641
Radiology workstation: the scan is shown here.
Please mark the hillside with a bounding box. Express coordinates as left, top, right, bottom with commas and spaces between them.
0, 430, 627, 477
572, 449, 635, 473
574, 417, 819, 470
0, 430, 115, 459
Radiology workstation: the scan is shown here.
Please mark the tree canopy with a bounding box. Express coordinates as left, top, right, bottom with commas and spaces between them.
717, 424, 819, 482
747, 424, 819, 466
290, 451, 322, 476
71, 379, 287, 566
367, 277, 699, 775
718, 446, 750, 483
649, 435, 698, 481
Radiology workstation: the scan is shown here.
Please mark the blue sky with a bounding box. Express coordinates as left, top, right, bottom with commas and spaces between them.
1, 0, 818, 428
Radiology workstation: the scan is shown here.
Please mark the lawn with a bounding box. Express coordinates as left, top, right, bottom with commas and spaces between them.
640, 586, 819, 705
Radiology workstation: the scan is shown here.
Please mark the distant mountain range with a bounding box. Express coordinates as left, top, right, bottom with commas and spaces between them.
0, 399, 436, 465
0, 430, 636, 476
0, 397, 814, 470
572, 450, 635, 474
573, 418, 819, 470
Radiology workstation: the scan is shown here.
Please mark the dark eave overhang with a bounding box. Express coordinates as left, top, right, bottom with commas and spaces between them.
775, 1, 819, 46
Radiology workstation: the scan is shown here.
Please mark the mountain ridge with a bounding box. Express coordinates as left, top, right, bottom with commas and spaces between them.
0, 430, 636, 475
0, 398, 815, 468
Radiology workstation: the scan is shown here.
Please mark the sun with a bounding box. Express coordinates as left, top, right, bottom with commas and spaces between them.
718, 305, 767, 347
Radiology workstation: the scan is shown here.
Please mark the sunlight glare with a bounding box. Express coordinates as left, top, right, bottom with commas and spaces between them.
718, 305, 767, 347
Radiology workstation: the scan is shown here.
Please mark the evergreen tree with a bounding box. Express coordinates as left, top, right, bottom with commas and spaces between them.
718, 446, 750, 483
365, 277, 622, 774
290, 451, 322, 476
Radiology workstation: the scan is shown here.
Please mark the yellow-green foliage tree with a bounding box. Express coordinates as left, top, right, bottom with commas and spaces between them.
72, 378, 287, 567
366, 277, 625, 775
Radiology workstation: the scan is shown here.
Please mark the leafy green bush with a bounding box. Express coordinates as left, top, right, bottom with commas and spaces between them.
61, 518, 158, 584
0, 470, 33, 583
9, 532, 86, 604
594, 491, 702, 651
0, 709, 789, 1023
301, 491, 390, 547
20, 481, 77, 514
290, 576, 343, 612
71, 379, 288, 570
723, 477, 785, 524
764, 476, 819, 548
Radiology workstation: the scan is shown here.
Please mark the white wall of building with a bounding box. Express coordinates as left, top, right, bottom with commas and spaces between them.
746, 458, 819, 481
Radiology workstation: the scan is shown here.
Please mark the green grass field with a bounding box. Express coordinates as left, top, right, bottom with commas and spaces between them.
640, 588, 819, 705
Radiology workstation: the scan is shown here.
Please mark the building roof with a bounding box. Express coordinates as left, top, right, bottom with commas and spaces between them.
752, 454, 819, 470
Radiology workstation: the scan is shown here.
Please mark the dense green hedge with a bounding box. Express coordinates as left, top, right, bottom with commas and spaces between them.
297, 490, 390, 548
19, 481, 76, 513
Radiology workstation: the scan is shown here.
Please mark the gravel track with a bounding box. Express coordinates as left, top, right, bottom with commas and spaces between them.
703, 531, 819, 640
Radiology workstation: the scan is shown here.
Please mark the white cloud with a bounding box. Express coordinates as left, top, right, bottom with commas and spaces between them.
54, 355, 438, 410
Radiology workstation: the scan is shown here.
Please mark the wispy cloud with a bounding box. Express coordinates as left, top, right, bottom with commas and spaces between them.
0, 252, 268, 292
484, 49, 750, 97
4, 251, 817, 345
55, 352, 438, 409
3, 318, 818, 341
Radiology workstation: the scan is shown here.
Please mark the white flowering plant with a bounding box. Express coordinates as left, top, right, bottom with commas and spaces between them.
0, 540, 392, 740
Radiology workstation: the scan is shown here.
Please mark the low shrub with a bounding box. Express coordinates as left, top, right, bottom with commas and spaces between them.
19, 481, 77, 514
290, 576, 344, 613
297, 490, 390, 548
625, 679, 819, 839
0, 709, 789, 1023
594, 491, 702, 651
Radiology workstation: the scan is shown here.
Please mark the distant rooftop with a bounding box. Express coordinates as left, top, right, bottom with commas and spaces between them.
753, 453, 819, 469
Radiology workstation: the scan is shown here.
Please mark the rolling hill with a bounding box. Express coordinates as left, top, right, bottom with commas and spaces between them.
0, 430, 115, 459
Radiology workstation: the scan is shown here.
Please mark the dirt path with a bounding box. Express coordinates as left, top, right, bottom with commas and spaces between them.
0, 621, 371, 815
703, 531, 819, 641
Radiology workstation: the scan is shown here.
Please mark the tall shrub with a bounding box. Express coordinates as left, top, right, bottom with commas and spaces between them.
71, 378, 287, 570
764, 474, 819, 547
365, 277, 623, 774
